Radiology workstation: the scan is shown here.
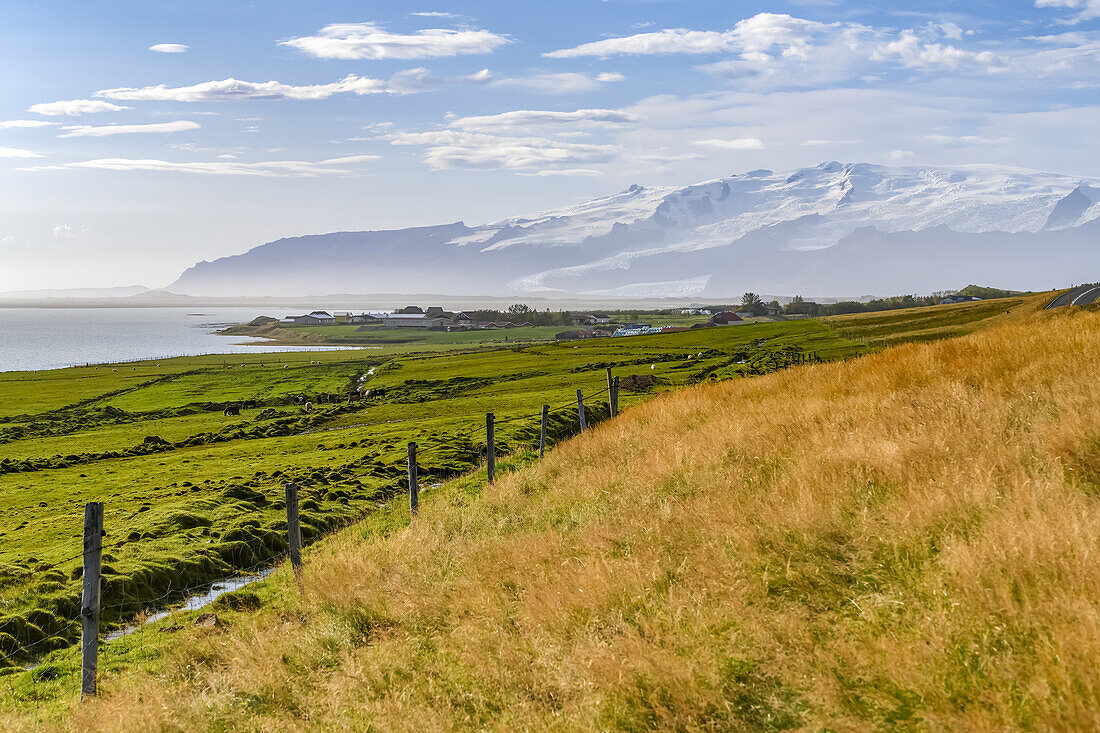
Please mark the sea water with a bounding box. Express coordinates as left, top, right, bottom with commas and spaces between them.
0, 307, 360, 372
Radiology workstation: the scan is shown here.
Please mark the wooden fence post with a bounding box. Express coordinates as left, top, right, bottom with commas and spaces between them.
80, 502, 103, 700
606, 368, 615, 417
577, 389, 586, 432
284, 483, 303, 581
408, 442, 418, 517
486, 412, 495, 484
539, 404, 549, 460
612, 376, 620, 417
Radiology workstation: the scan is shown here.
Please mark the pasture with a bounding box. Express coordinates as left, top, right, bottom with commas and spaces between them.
0, 317, 866, 675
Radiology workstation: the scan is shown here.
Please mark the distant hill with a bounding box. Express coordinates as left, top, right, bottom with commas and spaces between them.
167, 162, 1100, 298
0, 285, 149, 300
956, 284, 1030, 299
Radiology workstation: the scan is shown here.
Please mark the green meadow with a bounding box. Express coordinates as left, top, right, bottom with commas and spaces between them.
0, 318, 866, 669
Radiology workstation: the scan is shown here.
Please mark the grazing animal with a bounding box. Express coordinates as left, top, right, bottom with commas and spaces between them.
223, 404, 241, 416
304, 402, 313, 413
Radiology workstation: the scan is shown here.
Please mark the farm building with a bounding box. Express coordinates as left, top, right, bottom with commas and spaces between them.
555, 330, 601, 340
709, 312, 744, 326
281, 310, 336, 325
382, 314, 446, 329
940, 295, 983, 304
348, 313, 384, 324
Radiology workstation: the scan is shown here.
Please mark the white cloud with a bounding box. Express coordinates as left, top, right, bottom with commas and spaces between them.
0, 146, 41, 158
1035, 0, 1100, 22
94, 69, 491, 103
28, 100, 132, 116
527, 169, 605, 177
885, 149, 915, 161
149, 43, 189, 53
0, 120, 56, 129
408, 11, 471, 20
389, 130, 619, 171
448, 108, 638, 131
801, 138, 860, 146
280, 22, 510, 60
546, 12, 1100, 91
546, 28, 754, 58
924, 134, 1013, 145
491, 71, 624, 94
26, 153, 380, 177
693, 137, 765, 150
57, 120, 201, 138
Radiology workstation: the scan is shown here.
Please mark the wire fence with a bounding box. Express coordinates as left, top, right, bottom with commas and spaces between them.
8, 375, 619, 702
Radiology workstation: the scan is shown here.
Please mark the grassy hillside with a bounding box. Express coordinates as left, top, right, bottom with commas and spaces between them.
6, 303, 1099, 729
828, 289, 1055, 346
0, 318, 864, 672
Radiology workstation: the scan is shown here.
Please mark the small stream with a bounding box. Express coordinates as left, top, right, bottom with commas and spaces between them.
105, 568, 275, 642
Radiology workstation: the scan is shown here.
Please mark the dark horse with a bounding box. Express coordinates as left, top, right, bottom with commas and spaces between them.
223, 404, 241, 416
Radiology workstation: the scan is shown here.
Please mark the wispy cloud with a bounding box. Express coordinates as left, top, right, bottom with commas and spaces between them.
0, 120, 56, 129
280, 22, 510, 60
26, 154, 381, 177
148, 43, 189, 53
1035, 0, 1100, 23
408, 11, 473, 21
28, 100, 132, 116
448, 108, 638, 131
390, 130, 619, 171
545, 12, 1100, 91
491, 71, 625, 94
57, 120, 201, 138
0, 146, 41, 158
91, 69, 491, 103
693, 137, 765, 150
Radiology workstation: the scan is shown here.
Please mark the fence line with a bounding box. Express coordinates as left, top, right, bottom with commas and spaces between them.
21, 371, 620, 699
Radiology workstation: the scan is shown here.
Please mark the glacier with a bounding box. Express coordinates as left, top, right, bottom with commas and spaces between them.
169, 162, 1100, 298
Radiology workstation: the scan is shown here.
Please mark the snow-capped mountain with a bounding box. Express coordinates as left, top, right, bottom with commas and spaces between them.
169, 162, 1100, 298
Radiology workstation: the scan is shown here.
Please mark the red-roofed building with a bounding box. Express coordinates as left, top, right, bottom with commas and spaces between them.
709, 312, 744, 326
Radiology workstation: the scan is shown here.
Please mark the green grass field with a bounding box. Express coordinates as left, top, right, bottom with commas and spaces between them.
0, 318, 867, 677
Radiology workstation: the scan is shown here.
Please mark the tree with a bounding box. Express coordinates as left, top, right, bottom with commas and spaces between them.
507, 303, 532, 316
741, 292, 765, 316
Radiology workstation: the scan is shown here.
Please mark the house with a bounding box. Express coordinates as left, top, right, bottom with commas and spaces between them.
381, 314, 446, 329
590, 313, 612, 324
940, 295, 982, 304
570, 315, 596, 326
348, 313, 384, 325
555, 329, 600, 340
425, 306, 447, 318
453, 311, 474, 326
281, 310, 336, 325
765, 303, 781, 316
709, 312, 744, 326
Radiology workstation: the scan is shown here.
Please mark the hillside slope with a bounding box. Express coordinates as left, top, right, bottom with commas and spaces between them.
18, 306, 1100, 730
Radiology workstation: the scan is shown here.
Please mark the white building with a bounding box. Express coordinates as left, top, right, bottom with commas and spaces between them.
381, 314, 446, 329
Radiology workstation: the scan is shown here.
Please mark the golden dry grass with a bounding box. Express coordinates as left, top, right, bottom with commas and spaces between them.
25, 306, 1100, 731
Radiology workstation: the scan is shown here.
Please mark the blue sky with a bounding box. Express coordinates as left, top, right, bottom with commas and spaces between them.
1, 0, 1098, 290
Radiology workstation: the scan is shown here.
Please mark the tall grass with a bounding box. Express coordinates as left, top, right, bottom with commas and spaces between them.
23, 306, 1100, 730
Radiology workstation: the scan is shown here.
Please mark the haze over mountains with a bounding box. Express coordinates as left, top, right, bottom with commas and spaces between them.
169, 162, 1100, 299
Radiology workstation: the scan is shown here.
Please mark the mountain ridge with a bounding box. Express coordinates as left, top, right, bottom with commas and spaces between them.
169, 162, 1100, 298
